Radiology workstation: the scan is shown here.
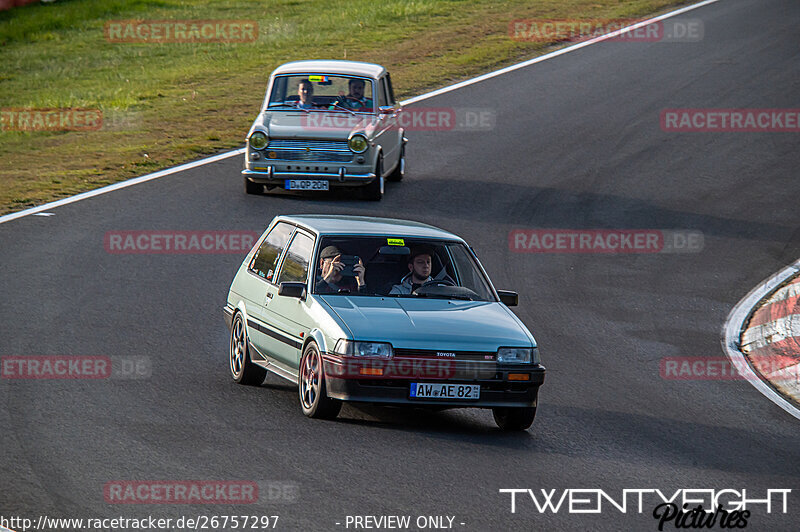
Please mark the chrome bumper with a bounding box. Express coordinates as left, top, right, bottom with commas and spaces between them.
243, 167, 376, 184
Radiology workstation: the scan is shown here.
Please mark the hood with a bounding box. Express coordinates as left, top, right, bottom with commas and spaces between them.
319, 296, 534, 352
255, 111, 374, 140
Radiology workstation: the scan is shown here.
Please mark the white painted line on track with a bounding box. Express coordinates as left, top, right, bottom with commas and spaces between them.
0, 149, 244, 225
0, 0, 720, 226
721, 259, 800, 421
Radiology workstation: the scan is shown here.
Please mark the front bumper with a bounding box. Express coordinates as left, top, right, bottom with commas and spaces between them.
242, 167, 377, 187
322, 354, 545, 408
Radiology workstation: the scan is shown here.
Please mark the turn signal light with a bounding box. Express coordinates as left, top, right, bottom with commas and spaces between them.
508, 373, 530, 381
360, 367, 383, 376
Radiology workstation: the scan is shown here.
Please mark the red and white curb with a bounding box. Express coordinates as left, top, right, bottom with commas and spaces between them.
741, 275, 800, 401
722, 259, 800, 420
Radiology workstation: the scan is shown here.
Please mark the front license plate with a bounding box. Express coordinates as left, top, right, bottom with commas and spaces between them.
410, 383, 480, 400
285, 179, 329, 191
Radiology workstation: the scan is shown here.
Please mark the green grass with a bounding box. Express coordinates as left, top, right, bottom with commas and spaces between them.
0, 0, 692, 214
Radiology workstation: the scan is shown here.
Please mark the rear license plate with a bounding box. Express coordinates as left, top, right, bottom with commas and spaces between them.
285, 179, 329, 191
410, 383, 480, 400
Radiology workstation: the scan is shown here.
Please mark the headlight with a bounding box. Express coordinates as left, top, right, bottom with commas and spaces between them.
497, 347, 538, 364
348, 134, 368, 153
249, 131, 269, 150
334, 339, 392, 358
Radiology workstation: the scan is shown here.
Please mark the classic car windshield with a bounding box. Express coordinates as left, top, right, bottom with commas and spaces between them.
312, 236, 496, 301
267, 75, 375, 113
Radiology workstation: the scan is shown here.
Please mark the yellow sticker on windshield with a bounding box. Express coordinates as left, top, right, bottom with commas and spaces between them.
387, 238, 405, 246
308, 75, 328, 82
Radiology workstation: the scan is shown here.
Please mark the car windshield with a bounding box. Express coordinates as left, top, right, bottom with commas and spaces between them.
267, 74, 375, 113
312, 236, 496, 301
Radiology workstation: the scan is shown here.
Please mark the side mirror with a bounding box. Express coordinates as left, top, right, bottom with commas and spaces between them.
279, 282, 306, 299
379, 106, 395, 115
497, 290, 518, 307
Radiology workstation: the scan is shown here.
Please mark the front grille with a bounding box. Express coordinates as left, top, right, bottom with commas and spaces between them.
393, 349, 496, 361
265, 139, 353, 163
269, 139, 350, 151
268, 150, 353, 162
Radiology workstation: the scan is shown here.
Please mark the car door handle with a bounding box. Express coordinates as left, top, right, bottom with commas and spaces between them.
265, 292, 274, 305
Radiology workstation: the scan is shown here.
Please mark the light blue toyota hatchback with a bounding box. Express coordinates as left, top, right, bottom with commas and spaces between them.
223, 215, 545, 430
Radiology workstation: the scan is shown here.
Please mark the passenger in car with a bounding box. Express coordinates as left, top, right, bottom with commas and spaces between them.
316, 245, 367, 294
389, 246, 434, 295
330, 79, 373, 111
294, 79, 316, 109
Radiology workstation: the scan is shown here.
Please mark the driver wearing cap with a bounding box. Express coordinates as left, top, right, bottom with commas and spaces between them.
389, 246, 434, 295
316, 245, 367, 294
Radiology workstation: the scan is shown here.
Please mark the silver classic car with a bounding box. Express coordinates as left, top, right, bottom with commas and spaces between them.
224, 215, 546, 430
242, 61, 406, 201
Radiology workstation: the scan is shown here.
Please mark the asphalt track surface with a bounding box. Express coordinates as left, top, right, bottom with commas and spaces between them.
2, 0, 799, 530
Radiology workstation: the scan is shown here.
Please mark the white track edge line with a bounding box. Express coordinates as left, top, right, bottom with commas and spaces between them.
0, 148, 245, 225
0, 0, 720, 226
721, 259, 800, 421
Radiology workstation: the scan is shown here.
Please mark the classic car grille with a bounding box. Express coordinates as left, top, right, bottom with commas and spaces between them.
269, 139, 350, 151
269, 150, 353, 162
393, 349, 496, 361
266, 139, 353, 163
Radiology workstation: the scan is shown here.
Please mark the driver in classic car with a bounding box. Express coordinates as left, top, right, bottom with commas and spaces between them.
330, 78, 373, 111
316, 245, 368, 294
389, 246, 434, 295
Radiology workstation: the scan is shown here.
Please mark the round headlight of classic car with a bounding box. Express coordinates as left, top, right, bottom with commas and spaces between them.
348, 134, 368, 153
249, 131, 269, 150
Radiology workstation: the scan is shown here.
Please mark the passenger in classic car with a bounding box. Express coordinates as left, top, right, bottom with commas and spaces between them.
389, 246, 434, 295
316, 245, 367, 294
294, 79, 316, 109
330, 79, 373, 111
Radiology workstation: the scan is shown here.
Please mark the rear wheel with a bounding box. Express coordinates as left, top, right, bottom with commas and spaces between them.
362, 156, 384, 201
229, 312, 267, 385
492, 406, 536, 431
299, 343, 341, 419
244, 176, 262, 195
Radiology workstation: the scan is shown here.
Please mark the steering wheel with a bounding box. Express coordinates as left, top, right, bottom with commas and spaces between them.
419, 278, 456, 288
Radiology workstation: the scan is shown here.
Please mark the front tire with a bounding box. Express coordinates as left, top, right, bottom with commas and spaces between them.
299, 343, 341, 419
492, 406, 536, 431
229, 312, 267, 385
362, 156, 384, 201
244, 176, 262, 195
386, 144, 404, 182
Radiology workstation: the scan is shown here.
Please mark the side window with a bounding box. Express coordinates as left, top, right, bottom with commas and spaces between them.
377, 78, 388, 108
277, 232, 314, 284
249, 222, 294, 281
385, 73, 396, 105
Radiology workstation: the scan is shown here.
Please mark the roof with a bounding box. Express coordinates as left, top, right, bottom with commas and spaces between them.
271, 60, 386, 79
277, 215, 463, 240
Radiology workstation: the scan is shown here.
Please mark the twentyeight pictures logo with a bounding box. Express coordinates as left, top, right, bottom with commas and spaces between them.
500, 489, 792, 529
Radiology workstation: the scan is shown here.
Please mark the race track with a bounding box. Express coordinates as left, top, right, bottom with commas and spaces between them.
2, 0, 799, 529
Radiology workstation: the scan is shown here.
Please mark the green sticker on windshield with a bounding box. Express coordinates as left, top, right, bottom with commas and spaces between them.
387, 238, 405, 246
308, 75, 328, 82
